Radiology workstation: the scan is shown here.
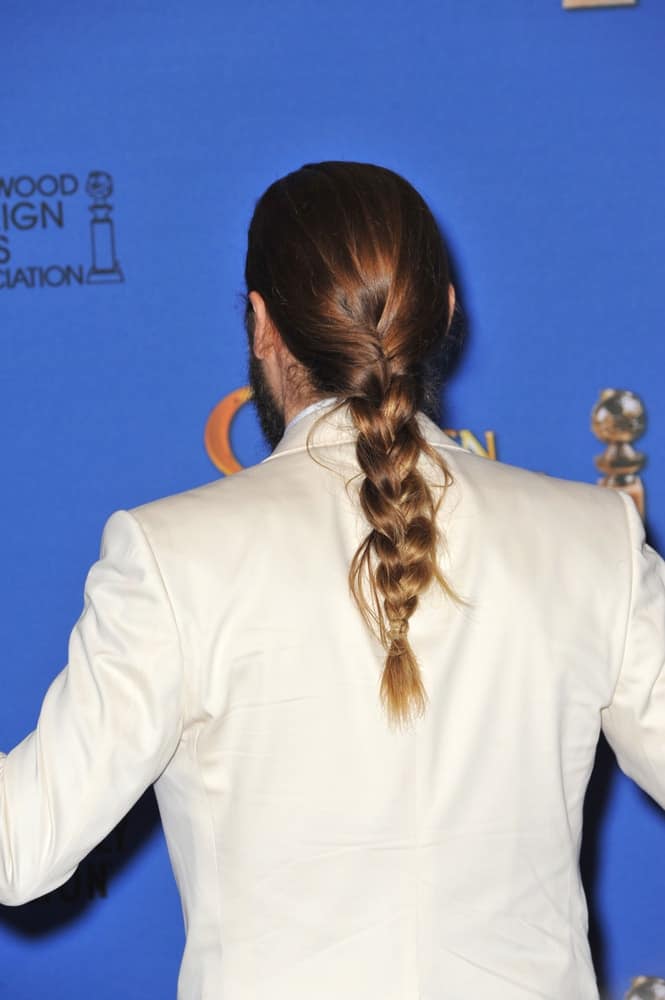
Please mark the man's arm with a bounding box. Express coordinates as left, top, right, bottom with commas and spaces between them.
601, 489, 665, 810
0, 508, 185, 906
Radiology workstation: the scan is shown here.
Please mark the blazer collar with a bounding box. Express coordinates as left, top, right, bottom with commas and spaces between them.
261, 398, 464, 464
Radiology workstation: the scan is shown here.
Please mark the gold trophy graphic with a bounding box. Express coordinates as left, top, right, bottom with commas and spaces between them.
591, 388, 646, 519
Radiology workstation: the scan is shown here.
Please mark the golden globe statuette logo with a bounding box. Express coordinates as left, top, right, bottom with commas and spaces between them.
591, 388, 646, 519
85, 171, 124, 284
204, 387, 498, 473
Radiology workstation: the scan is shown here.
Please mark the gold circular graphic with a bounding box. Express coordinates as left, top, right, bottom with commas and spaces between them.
204, 385, 252, 475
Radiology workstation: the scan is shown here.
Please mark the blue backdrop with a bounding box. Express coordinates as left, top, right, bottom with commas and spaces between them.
1, 1, 663, 997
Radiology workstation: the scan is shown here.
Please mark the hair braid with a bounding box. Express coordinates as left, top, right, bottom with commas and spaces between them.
244, 160, 467, 727
347, 366, 457, 730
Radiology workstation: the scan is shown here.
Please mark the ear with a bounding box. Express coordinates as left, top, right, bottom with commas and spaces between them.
448, 283, 456, 320
248, 290, 275, 361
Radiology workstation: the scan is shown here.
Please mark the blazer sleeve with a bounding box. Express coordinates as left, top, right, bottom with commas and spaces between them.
0, 508, 185, 906
601, 489, 665, 811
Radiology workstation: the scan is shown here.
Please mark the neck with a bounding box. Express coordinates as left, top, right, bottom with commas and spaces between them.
283, 393, 326, 426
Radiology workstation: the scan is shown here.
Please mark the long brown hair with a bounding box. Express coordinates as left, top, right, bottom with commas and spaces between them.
244, 161, 463, 728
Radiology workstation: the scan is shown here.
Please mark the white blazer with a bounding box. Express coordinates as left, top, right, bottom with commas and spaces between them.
1, 399, 664, 999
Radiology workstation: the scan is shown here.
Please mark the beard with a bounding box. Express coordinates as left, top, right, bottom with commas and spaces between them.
247, 351, 285, 451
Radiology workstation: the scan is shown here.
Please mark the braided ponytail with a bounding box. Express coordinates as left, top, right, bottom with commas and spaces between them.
345, 362, 458, 728
245, 160, 466, 728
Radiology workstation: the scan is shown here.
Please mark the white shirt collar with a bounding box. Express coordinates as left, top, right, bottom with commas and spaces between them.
282, 397, 339, 436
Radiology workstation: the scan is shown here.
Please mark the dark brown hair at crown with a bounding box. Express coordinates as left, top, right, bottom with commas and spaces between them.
244, 161, 465, 729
